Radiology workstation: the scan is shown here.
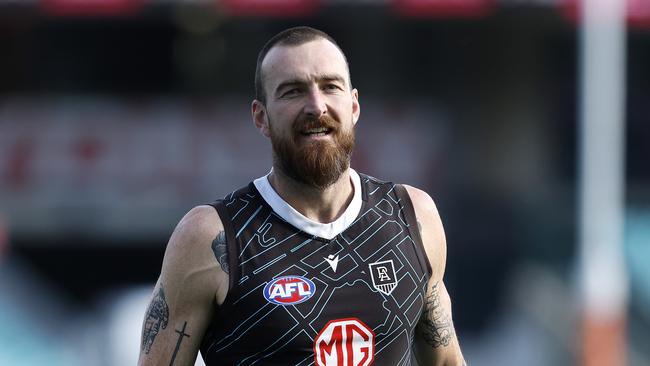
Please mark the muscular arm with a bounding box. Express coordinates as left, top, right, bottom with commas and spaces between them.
404, 186, 466, 366
138, 205, 229, 366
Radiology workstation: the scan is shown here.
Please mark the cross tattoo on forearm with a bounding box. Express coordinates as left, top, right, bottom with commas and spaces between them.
169, 321, 190, 366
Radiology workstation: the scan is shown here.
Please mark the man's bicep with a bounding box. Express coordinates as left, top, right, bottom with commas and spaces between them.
138, 206, 225, 366
139, 280, 211, 366
402, 186, 465, 364
417, 280, 455, 348
141, 283, 170, 356
414, 280, 465, 365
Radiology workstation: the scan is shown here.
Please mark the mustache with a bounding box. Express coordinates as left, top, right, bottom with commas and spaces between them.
292, 115, 339, 135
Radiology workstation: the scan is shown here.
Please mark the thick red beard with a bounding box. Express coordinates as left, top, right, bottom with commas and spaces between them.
270, 114, 355, 190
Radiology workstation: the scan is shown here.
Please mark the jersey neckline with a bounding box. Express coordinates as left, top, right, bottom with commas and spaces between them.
253, 169, 363, 240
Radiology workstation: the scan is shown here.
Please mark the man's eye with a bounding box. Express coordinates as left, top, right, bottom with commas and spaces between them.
282, 88, 301, 97
324, 84, 341, 91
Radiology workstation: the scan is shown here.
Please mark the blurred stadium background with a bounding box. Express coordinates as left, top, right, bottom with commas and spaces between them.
0, 0, 649, 365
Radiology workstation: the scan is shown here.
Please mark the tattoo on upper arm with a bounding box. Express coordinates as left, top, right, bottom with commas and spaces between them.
211, 231, 229, 274
169, 321, 191, 366
142, 286, 170, 354
420, 282, 454, 348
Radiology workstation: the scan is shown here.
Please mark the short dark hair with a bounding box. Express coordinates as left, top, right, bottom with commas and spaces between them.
254, 26, 349, 104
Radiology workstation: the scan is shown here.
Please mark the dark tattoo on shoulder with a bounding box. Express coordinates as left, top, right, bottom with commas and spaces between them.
169, 321, 191, 366
212, 231, 229, 274
141, 286, 170, 354
420, 282, 454, 348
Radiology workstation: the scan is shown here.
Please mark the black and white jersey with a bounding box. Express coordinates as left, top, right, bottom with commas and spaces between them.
200, 170, 431, 366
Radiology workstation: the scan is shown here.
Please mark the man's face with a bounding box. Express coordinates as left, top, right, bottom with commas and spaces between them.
253, 39, 360, 189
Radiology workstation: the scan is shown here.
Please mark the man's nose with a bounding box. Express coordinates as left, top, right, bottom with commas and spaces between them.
303, 88, 327, 118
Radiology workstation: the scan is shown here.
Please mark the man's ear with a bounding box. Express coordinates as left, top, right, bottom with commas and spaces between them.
252, 100, 271, 137
351, 88, 360, 125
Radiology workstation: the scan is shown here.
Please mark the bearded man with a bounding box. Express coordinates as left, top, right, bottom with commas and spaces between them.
138, 26, 466, 366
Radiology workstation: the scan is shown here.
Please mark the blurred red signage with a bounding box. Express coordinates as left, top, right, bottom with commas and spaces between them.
392, 0, 495, 18
217, 0, 320, 17
562, 0, 650, 29
40, 0, 143, 16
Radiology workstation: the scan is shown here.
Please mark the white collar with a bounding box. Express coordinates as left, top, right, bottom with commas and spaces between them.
253, 169, 362, 240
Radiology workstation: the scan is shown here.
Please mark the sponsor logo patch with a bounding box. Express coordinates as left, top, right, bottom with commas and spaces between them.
263, 275, 316, 305
324, 254, 340, 272
314, 317, 375, 366
369, 259, 398, 296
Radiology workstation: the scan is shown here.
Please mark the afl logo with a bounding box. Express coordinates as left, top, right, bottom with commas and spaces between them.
263, 276, 316, 305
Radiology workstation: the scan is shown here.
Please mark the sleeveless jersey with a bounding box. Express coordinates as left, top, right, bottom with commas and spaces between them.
200, 171, 431, 366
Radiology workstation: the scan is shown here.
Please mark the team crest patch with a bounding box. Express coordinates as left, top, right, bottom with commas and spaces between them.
263, 275, 316, 305
369, 260, 397, 296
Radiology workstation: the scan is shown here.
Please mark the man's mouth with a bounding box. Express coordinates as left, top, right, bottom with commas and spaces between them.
300, 127, 332, 136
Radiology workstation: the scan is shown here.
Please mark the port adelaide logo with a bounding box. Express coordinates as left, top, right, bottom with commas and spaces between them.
263, 275, 316, 305
369, 259, 398, 296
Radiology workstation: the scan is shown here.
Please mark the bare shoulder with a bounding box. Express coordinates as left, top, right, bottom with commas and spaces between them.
401, 184, 447, 281
168, 205, 223, 251
160, 204, 228, 303
402, 185, 438, 214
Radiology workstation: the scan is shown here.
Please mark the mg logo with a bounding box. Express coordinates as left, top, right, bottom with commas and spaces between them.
313, 318, 375, 366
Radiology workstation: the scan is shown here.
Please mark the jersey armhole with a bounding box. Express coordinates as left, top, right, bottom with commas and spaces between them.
394, 184, 433, 279
209, 200, 239, 303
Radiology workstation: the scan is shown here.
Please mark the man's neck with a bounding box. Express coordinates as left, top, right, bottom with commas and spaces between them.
267, 167, 354, 224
